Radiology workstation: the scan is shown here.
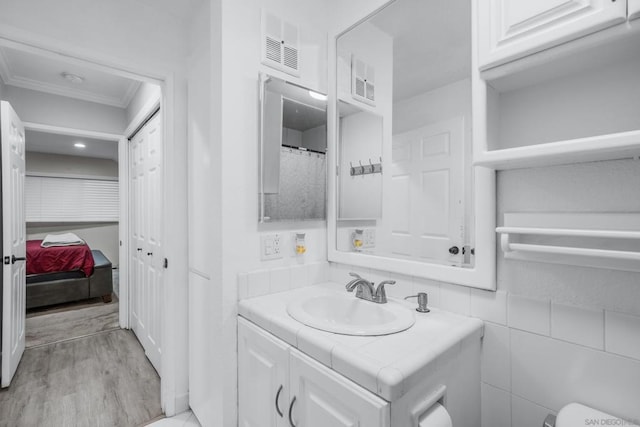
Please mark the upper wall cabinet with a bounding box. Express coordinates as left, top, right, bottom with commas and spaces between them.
478, 0, 627, 69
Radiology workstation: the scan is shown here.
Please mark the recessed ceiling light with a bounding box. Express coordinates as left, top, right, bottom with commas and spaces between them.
61, 72, 85, 84
308, 90, 327, 101
74, 142, 86, 148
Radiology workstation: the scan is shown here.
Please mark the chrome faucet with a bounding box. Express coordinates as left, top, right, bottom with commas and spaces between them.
345, 272, 395, 304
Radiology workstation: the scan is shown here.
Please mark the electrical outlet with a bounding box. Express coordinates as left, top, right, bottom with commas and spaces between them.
364, 228, 376, 248
261, 233, 283, 260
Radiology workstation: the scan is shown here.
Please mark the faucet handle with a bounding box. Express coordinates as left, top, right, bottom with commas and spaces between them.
348, 272, 362, 279
374, 280, 395, 303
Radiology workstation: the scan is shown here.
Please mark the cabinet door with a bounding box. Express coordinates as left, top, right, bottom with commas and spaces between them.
478, 0, 627, 69
630, 0, 640, 20
288, 350, 390, 427
238, 318, 290, 427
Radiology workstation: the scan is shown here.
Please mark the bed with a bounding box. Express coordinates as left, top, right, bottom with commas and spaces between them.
26, 239, 113, 309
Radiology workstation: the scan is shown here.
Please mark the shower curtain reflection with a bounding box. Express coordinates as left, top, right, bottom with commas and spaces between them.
264, 147, 326, 221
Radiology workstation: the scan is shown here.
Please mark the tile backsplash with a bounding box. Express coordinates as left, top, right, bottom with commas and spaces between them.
238, 261, 329, 300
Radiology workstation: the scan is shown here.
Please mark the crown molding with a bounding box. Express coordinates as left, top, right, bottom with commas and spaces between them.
122, 80, 141, 108
0, 46, 140, 108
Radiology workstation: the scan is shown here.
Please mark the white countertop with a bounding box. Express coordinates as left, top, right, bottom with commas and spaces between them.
238, 282, 484, 402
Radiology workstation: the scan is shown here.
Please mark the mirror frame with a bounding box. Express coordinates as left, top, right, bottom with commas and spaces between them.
327, 0, 496, 290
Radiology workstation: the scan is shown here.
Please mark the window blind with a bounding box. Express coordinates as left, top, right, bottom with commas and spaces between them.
26, 176, 119, 222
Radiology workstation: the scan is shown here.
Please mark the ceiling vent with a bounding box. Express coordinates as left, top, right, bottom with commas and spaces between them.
261, 10, 300, 77
351, 56, 375, 106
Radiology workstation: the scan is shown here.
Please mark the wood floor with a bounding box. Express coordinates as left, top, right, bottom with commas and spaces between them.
0, 329, 162, 427
26, 302, 119, 348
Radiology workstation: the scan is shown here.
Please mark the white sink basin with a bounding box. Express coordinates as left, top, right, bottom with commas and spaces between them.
287, 293, 415, 336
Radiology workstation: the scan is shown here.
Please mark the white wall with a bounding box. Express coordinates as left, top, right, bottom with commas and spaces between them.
211, 1, 329, 426
26, 152, 118, 177
4, 86, 126, 134
186, 0, 224, 425
0, 0, 191, 416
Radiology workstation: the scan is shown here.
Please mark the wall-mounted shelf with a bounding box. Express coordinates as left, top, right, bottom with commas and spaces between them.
474, 130, 640, 170
475, 25, 640, 171
497, 213, 640, 272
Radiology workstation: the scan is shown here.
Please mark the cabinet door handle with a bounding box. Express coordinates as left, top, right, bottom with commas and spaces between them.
288, 396, 297, 427
275, 385, 284, 417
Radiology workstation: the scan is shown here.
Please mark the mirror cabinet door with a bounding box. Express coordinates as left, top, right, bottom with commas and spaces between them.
259, 74, 328, 223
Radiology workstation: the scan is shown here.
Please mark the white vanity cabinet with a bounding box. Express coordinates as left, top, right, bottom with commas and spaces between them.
238, 318, 390, 427
477, 0, 627, 69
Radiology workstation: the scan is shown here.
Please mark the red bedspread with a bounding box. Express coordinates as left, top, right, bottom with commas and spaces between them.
26, 240, 95, 276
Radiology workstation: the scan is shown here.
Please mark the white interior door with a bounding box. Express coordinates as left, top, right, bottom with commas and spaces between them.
386, 117, 465, 265
129, 111, 163, 374
1, 101, 26, 388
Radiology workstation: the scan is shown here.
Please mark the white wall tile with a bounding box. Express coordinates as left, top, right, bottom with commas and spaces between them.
482, 323, 511, 391
481, 383, 511, 427
308, 261, 329, 284
270, 267, 292, 294
440, 283, 471, 315
471, 289, 508, 325
511, 395, 554, 427
290, 264, 309, 288
237, 273, 248, 300
329, 263, 360, 283
551, 303, 603, 350
413, 278, 441, 309
369, 270, 412, 300
605, 311, 640, 360
247, 269, 270, 298
508, 294, 550, 336
510, 329, 640, 422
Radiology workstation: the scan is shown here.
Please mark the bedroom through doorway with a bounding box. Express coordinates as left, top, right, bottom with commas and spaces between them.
0, 36, 165, 405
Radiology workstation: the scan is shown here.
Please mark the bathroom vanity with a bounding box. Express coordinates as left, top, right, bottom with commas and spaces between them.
238, 283, 483, 427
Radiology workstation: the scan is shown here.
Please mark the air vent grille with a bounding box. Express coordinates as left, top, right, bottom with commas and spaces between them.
351, 56, 376, 106
283, 46, 298, 71
261, 10, 300, 76
355, 78, 365, 98
365, 82, 375, 101
266, 37, 282, 63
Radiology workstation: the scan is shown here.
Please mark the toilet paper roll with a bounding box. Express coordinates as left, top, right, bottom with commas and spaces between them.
418, 402, 453, 427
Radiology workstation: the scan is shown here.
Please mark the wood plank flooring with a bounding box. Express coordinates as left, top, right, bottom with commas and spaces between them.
26, 302, 119, 348
0, 329, 162, 427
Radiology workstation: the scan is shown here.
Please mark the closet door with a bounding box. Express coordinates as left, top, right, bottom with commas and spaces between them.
129, 111, 163, 374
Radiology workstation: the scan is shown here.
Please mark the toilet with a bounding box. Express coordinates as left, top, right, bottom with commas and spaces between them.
544, 403, 639, 427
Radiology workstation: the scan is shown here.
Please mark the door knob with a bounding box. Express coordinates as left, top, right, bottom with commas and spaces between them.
11, 255, 26, 264
448, 246, 459, 255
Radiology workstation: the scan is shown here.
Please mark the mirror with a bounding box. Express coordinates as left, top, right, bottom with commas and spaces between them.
259, 74, 327, 222
329, 0, 496, 289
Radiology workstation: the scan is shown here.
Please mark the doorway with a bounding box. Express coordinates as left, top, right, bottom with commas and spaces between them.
0, 36, 170, 417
